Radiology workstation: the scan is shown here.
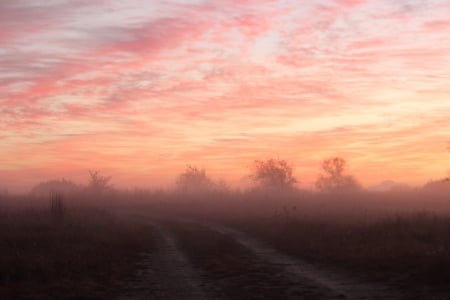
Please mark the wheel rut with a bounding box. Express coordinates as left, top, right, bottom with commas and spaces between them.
120, 216, 411, 300
119, 221, 214, 300
202, 222, 407, 300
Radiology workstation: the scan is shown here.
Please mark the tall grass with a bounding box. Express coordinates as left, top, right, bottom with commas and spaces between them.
49, 192, 65, 222
0, 195, 155, 300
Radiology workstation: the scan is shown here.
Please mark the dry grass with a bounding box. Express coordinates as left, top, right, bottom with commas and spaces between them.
0, 196, 155, 300
236, 212, 450, 291
1, 188, 448, 298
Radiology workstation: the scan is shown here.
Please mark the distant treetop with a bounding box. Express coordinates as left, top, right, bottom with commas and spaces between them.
31, 178, 81, 196
176, 165, 213, 193
315, 157, 360, 193
250, 158, 297, 190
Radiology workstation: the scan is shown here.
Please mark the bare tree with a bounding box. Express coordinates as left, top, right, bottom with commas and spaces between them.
250, 158, 297, 190
315, 157, 360, 192
88, 170, 113, 194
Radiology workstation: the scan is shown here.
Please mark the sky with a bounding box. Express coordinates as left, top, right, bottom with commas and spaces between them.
1, 0, 450, 192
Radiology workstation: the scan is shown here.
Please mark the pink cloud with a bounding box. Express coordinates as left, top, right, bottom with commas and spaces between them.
334, 0, 367, 8
424, 20, 450, 31
350, 38, 392, 50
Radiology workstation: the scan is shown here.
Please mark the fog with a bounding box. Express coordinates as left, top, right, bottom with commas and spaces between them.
2, 165, 449, 221
1, 162, 449, 299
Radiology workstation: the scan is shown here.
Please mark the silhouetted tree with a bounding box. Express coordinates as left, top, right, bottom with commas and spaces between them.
31, 178, 81, 196
315, 157, 360, 192
250, 158, 297, 190
88, 170, 113, 194
176, 165, 213, 193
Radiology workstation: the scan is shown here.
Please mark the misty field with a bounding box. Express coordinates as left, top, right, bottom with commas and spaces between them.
0, 196, 155, 300
0, 185, 449, 299
235, 211, 450, 291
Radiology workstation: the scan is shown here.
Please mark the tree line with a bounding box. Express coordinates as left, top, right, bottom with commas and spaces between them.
30, 157, 450, 196
177, 157, 360, 193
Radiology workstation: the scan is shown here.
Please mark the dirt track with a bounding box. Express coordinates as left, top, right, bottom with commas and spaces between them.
119, 222, 213, 300
202, 222, 404, 300
119, 218, 442, 300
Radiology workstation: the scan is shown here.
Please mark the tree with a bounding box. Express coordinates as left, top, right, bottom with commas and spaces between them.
250, 158, 297, 190
315, 157, 360, 192
88, 170, 113, 194
31, 178, 81, 196
176, 165, 213, 193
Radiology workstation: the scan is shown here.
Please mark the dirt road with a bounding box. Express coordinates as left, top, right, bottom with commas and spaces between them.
119, 218, 438, 300
119, 221, 213, 300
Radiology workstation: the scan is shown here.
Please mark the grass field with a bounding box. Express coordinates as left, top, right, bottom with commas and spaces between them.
153, 189, 450, 295
0, 188, 449, 299
234, 213, 450, 290
204, 191, 450, 296
0, 195, 155, 300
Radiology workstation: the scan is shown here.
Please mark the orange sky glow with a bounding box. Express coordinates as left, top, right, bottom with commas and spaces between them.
1, 0, 450, 192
